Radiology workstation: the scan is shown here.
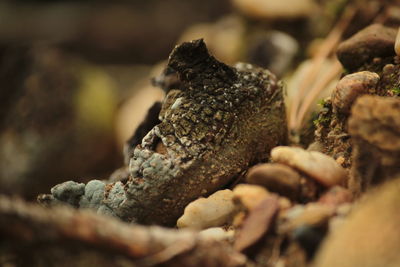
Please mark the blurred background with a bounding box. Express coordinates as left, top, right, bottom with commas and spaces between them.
0, 0, 387, 198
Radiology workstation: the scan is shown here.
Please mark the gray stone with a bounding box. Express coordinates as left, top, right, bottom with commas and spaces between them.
332, 71, 380, 114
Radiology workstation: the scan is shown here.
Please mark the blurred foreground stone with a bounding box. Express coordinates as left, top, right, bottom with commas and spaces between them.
0, 195, 247, 267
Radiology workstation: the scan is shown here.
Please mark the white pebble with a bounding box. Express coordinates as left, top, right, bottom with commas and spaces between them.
177, 189, 236, 229
232, 184, 270, 210
199, 227, 235, 241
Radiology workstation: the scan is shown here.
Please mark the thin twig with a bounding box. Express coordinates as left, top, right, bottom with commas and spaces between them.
296, 59, 342, 127
0, 195, 247, 266
288, 6, 356, 134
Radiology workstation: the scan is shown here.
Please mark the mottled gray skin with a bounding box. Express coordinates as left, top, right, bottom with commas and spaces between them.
39, 40, 287, 226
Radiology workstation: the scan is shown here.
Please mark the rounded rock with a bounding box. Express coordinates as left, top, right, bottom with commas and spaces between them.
232, 184, 270, 211
199, 227, 234, 241
271, 146, 347, 187
246, 163, 301, 200
337, 24, 397, 70
283, 203, 335, 231
176, 189, 236, 229
318, 186, 352, 207
332, 71, 380, 114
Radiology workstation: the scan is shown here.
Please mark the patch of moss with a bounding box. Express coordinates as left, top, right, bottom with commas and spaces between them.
313, 98, 333, 128
313, 115, 330, 127
317, 98, 326, 107
391, 86, 400, 96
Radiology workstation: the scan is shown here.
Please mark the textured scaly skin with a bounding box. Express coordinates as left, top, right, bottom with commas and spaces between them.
39, 39, 287, 226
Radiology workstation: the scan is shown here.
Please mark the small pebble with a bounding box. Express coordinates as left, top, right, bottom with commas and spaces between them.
246, 163, 301, 200
337, 24, 397, 70
332, 71, 380, 114
318, 186, 352, 207
382, 63, 395, 75
335, 156, 345, 166
199, 227, 235, 241
372, 57, 382, 64
271, 146, 347, 187
284, 203, 335, 231
232, 184, 270, 211
176, 189, 236, 229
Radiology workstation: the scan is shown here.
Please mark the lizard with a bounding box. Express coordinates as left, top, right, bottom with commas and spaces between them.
38, 39, 287, 226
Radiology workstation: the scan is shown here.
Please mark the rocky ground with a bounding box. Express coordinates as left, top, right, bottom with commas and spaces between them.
1, 1, 400, 266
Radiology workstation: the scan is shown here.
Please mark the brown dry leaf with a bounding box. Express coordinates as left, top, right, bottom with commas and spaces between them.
234, 196, 279, 251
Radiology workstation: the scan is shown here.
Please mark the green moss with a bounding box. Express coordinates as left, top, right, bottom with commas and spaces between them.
313, 115, 330, 127
317, 98, 332, 110
391, 86, 400, 95
313, 98, 333, 127
317, 98, 327, 107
